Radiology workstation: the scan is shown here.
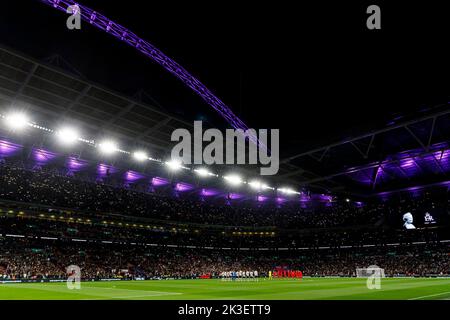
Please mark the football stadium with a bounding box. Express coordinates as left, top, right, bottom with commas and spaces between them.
0, 1, 449, 303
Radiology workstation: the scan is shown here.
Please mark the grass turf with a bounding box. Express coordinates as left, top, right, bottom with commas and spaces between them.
0, 278, 449, 300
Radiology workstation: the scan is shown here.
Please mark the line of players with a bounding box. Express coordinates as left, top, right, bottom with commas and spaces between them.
220, 270, 259, 281
220, 270, 303, 281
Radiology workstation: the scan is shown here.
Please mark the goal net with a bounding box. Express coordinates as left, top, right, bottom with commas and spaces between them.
356, 266, 385, 278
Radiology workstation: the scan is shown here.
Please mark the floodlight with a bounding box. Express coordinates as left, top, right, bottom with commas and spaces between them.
98, 140, 118, 154
5, 112, 29, 130
262, 184, 273, 190
195, 168, 211, 177
248, 180, 263, 190
224, 174, 242, 185
133, 151, 148, 161
278, 187, 297, 195
165, 160, 182, 171
56, 127, 79, 145
346, 198, 351, 202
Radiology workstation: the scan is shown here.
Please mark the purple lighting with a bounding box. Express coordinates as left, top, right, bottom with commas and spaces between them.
257, 195, 269, 202
348, 143, 450, 188
33, 149, 56, 164
406, 186, 422, 198
228, 193, 244, 200
0, 140, 21, 157
299, 193, 311, 202
200, 188, 220, 197
97, 163, 117, 177
66, 157, 88, 172
316, 194, 333, 202
152, 177, 169, 187
399, 159, 415, 168
40, 0, 262, 149
175, 182, 194, 192
276, 197, 287, 203
125, 170, 145, 183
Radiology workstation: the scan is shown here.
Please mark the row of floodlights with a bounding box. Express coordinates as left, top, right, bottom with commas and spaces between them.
1, 112, 301, 195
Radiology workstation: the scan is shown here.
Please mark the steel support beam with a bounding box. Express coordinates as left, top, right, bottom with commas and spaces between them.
295, 146, 449, 186
281, 107, 450, 164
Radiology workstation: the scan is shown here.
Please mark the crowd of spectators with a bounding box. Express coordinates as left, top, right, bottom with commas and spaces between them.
0, 164, 447, 229
1, 214, 448, 249
0, 162, 448, 281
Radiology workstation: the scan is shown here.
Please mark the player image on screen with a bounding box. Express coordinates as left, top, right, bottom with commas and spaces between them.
403, 212, 416, 229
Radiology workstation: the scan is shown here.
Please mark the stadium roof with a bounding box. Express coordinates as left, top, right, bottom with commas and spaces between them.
0, 44, 192, 160
1, 44, 449, 197
279, 106, 450, 194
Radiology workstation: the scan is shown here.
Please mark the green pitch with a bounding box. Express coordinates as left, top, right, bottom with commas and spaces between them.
0, 278, 449, 300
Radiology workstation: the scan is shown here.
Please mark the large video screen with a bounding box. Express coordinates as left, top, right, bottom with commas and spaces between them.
401, 207, 448, 230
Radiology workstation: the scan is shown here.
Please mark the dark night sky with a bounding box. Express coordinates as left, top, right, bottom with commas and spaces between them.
2, 1, 450, 158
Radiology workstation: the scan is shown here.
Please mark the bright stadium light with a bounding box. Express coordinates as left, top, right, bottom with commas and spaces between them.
194, 168, 211, 177
248, 180, 263, 190
55, 127, 79, 145
5, 112, 29, 130
278, 187, 298, 195
98, 140, 118, 154
133, 150, 148, 162
165, 160, 182, 171
224, 174, 243, 186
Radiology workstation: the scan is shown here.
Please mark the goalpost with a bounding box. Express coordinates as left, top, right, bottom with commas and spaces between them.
355, 266, 385, 278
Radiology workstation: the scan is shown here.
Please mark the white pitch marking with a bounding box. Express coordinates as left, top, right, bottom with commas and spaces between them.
408, 291, 450, 300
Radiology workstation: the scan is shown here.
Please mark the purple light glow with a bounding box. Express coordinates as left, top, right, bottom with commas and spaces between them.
276, 197, 287, 203
406, 186, 422, 198
97, 163, 117, 177
316, 194, 333, 202
175, 182, 194, 192
299, 194, 311, 202
399, 159, 415, 168
228, 193, 243, 200
200, 188, 220, 196
257, 195, 269, 202
375, 180, 450, 198
66, 157, 88, 172
125, 170, 145, 183
151, 177, 169, 187
349, 143, 450, 187
33, 149, 57, 164
0, 140, 21, 157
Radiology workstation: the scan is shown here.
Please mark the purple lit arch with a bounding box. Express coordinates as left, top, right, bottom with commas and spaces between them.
39, 0, 261, 148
